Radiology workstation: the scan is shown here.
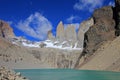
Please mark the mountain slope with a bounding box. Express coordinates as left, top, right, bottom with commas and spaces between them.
79, 36, 120, 71
0, 37, 50, 69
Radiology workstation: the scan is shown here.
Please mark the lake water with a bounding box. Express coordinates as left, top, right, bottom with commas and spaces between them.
15, 69, 120, 80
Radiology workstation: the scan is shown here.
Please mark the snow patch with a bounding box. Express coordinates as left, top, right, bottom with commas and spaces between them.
22, 42, 40, 47
11, 38, 82, 50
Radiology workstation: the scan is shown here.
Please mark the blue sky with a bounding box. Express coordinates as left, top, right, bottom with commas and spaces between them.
0, 0, 114, 41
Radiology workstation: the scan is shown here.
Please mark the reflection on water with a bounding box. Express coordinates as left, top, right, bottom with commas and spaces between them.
15, 69, 120, 80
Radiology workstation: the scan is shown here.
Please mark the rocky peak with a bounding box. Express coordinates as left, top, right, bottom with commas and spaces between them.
56, 21, 65, 41
65, 24, 77, 42
0, 20, 15, 39
47, 30, 55, 40
77, 18, 94, 48
78, 18, 94, 33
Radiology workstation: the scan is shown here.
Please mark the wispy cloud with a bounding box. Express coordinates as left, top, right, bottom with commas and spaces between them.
66, 15, 80, 23
16, 12, 52, 40
108, 1, 115, 7
74, 0, 104, 12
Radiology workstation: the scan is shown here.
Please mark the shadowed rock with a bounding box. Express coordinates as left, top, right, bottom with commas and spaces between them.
115, 0, 120, 36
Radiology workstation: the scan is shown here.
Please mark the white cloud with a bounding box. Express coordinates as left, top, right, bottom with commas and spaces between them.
64, 23, 79, 31
66, 15, 80, 23
16, 12, 52, 40
108, 1, 115, 7
74, 0, 104, 12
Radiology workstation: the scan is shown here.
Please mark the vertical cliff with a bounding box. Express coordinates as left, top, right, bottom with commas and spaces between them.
56, 21, 65, 41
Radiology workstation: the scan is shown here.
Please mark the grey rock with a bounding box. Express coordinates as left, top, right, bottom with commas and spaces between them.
65, 24, 77, 44
56, 21, 65, 41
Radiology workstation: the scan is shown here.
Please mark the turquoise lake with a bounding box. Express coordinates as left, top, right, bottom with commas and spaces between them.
15, 69, 120, 80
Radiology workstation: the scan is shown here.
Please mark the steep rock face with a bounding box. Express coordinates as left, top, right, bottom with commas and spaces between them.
65, 25, 77, 41
65, 25, 77, 44
115, 0, 120, 36
47, 30, 55, 40
83, 6, 115, 54
0, 20, 14, 39
77, 18, 94, 48
56, 21, 65, 41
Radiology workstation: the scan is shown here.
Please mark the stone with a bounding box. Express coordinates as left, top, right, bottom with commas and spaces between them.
77, 18, 94, 48
56, 21, 65, 41
0, 20, 15, 39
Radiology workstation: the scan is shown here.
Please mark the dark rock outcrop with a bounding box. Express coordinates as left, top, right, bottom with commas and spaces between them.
115, 0, 120, 36
83, 6, 116, 55
0, 20, 14, 39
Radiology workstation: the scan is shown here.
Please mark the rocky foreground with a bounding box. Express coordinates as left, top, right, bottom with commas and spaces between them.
0, 66, 28, 80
